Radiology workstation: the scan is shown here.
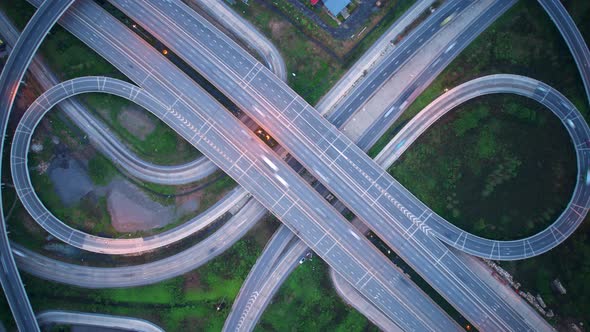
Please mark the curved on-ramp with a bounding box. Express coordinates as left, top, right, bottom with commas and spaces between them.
226, 74, 584, 332
0, 0, 75, 330
222, 225, 305, 332
37, 310, 164, 332
12, 197, 265, 288
3, 0, 588, 330
377, 74, 590, 260
11, 76, 248, 255
226, 1, 590, 329
538, 0, 590, 107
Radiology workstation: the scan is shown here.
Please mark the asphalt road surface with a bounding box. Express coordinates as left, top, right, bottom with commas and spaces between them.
1, 3, 448, 330
0, 0, 75, 330
0, 9, 218, 186
13, 196, 266, 288
36, 310, 164, 332
315, 0, 437, 115
224, 2, 519, 330
10, 76, 250, 255
377, 74, 590, 259
354, 0, 516, 150
24, 1, 460, 329
2, 0, 586, 330
117, 0, 542, 329
327, 0, 471, 127
3, 1, 458, 330
330, 268, 403, 332
188, 0, 287, 82
538, 0, 590, 106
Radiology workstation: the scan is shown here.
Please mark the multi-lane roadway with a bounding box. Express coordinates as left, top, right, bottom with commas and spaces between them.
114, 0, 547, 329
376, 74, 590, 259
0, 3, 454, 330
354, 0, 516, 150
327, 0, 473, 127
2, 2, 460, 330
187, 0, 287, 83
0, 8, 217, 186
2, 0, 589, 329
538, 0, 590, 106
224, 1, 519, 329
315, 0, 437, 115
11, 193, 265, 288
22, 0, 461, 329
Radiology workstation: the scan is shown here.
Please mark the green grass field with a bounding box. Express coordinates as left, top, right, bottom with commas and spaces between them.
257, 257, 377, 332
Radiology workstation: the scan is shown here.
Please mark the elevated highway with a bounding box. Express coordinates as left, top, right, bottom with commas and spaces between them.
538, 0, 590, 107
315, 0, 437, 115
116, 0, 544, 329
126, 0, 588, 261
36, 310, 164, 332
21, 1, 462, 328
354, 0, 515, 150
226, 73, 564, 332
224, 1, 517, 330
377, 74, 590, 259
0, 8, 217, 186
189, 0, 287, 82
2, 0, 588, 330
12, 194, 264, 288
2, 2, 454, 329
330, 268, 402, 332
0, 0, 75, 330
223, 225, 304, 331
11, 76, 249, 255
327, 0, 474, 127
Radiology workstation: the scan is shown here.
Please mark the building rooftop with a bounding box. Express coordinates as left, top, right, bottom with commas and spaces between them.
324, 0, 350, 16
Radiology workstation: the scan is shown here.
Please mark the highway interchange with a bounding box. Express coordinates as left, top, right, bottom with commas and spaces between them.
17, 0, 462, 330
350, 0, 516, 150
1, 2, 443, 329
110, 0, 565, 329
31, 0, 512, 326
1, 0, 587, 328
0, 8, 219, 187
10, 75, 251, 254
224, 1, 526, 329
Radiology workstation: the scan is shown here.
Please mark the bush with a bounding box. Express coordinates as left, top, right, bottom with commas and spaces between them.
88, 154, 117, 185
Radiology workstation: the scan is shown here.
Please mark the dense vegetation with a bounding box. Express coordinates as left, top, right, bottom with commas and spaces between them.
390, 94, 576, 240
231, 0, 416, 105
373, 0, 590, 326
258, 257, 377, 331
